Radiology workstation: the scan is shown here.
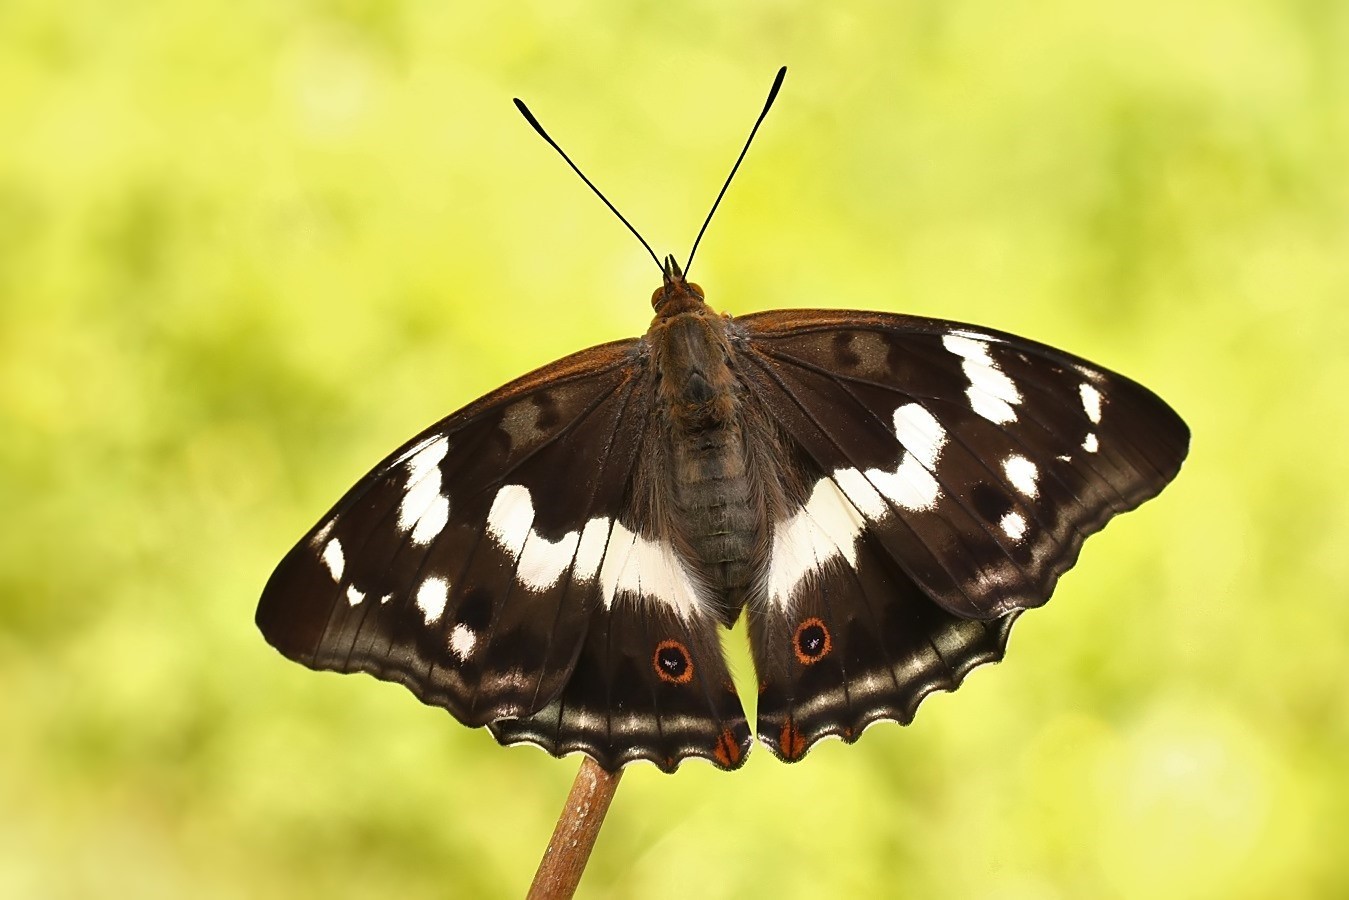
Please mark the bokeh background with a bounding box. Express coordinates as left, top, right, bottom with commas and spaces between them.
3, 1, 1346, 898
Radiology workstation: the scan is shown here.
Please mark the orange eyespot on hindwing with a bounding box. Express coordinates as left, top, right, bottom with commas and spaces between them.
653, 639, 695, 684
792, 617, 833, 665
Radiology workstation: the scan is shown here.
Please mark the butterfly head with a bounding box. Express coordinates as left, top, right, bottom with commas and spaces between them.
652, 254, 706, 317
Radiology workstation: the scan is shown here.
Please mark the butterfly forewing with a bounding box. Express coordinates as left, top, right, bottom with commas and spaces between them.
737, 310, 1188, 619
258, 339, 649, 723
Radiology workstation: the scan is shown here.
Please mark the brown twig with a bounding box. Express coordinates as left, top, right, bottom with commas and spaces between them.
526, 757, 623, 899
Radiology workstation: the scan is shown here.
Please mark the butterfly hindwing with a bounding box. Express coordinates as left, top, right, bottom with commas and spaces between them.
750, 526, 1017, 760
491, 598, 750, 772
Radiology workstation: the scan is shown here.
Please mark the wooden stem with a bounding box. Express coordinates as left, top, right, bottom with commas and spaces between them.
526, 757, 623, 899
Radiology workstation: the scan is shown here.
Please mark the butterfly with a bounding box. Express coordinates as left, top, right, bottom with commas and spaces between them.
256, 69, 1188, 773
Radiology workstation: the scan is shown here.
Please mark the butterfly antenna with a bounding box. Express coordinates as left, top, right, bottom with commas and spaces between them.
683, 66, 787, 276
514, 97, 662, 271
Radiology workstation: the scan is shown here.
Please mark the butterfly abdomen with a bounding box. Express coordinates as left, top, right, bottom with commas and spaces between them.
670, 416, 758, 611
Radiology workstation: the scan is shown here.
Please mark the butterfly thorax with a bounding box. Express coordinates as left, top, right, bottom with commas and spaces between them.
645, 267, 765, 622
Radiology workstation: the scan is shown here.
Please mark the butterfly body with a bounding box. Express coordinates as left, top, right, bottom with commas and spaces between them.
258, 255, 1187, 772
642, 258, 791, 630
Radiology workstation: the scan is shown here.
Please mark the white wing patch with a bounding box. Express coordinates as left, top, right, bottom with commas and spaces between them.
893, 404, 945, 468
345, 585, 365, 607
484, 483, 702, 619
1003, 454, 1039, 498
830, 402, 949, 518
410, 495, 449, 545
1079, 382, 1103, 424
573, 518, 612, 582
942, 334, 1022, 424
1000, 510, 1028, 541
449, 624, 477, 661
1082, 432, 1100, 453
321, 537, 345, 583
398, 437, 451, 546
766, 477, 866, 608
867, 461, 940, 512
598, 521, 702, 620
769, 403, 954, 610
415, 576, 449, 626
486, 484, 611, 591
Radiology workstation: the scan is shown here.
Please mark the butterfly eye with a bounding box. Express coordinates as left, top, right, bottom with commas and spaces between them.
652, 639, 695, 684
686, 281, 704, 298
792, 617, 833, 665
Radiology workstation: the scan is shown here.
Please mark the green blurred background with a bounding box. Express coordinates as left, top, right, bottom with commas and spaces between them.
3, 1, 1346, 897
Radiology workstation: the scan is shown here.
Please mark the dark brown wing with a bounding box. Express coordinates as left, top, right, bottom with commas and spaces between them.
257, 337, 750, 770
731, 309, 1186, 760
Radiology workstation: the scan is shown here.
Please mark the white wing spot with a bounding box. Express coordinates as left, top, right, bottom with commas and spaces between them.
598, 521, 702, 620
378, 593, 392, 604
405, 435, 449, 479
410, 495, 449, 545
1083, 432, 1100, 453
893, 404, 945, 467
345, 585, 365, 607
1000, 511, 1028, 540
486, 484, 534, 555
573, 517, 612, 582
771, 405, 955, 609
941, 334, 986, 359
766, 477, 867, 609
1079, 382, 1103, 424
399, 437, 452, 544
830, 403, 949, 517
832, 467, 889, 519
518, 528, 585, 591
942, 333, 1021, 424
449, 624, 477, 661
1003, 455, 1039, 498
416, 577, 449, 626
487, 485, 611, 592
868, 458, 940, 512
321, 538, 345, 583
